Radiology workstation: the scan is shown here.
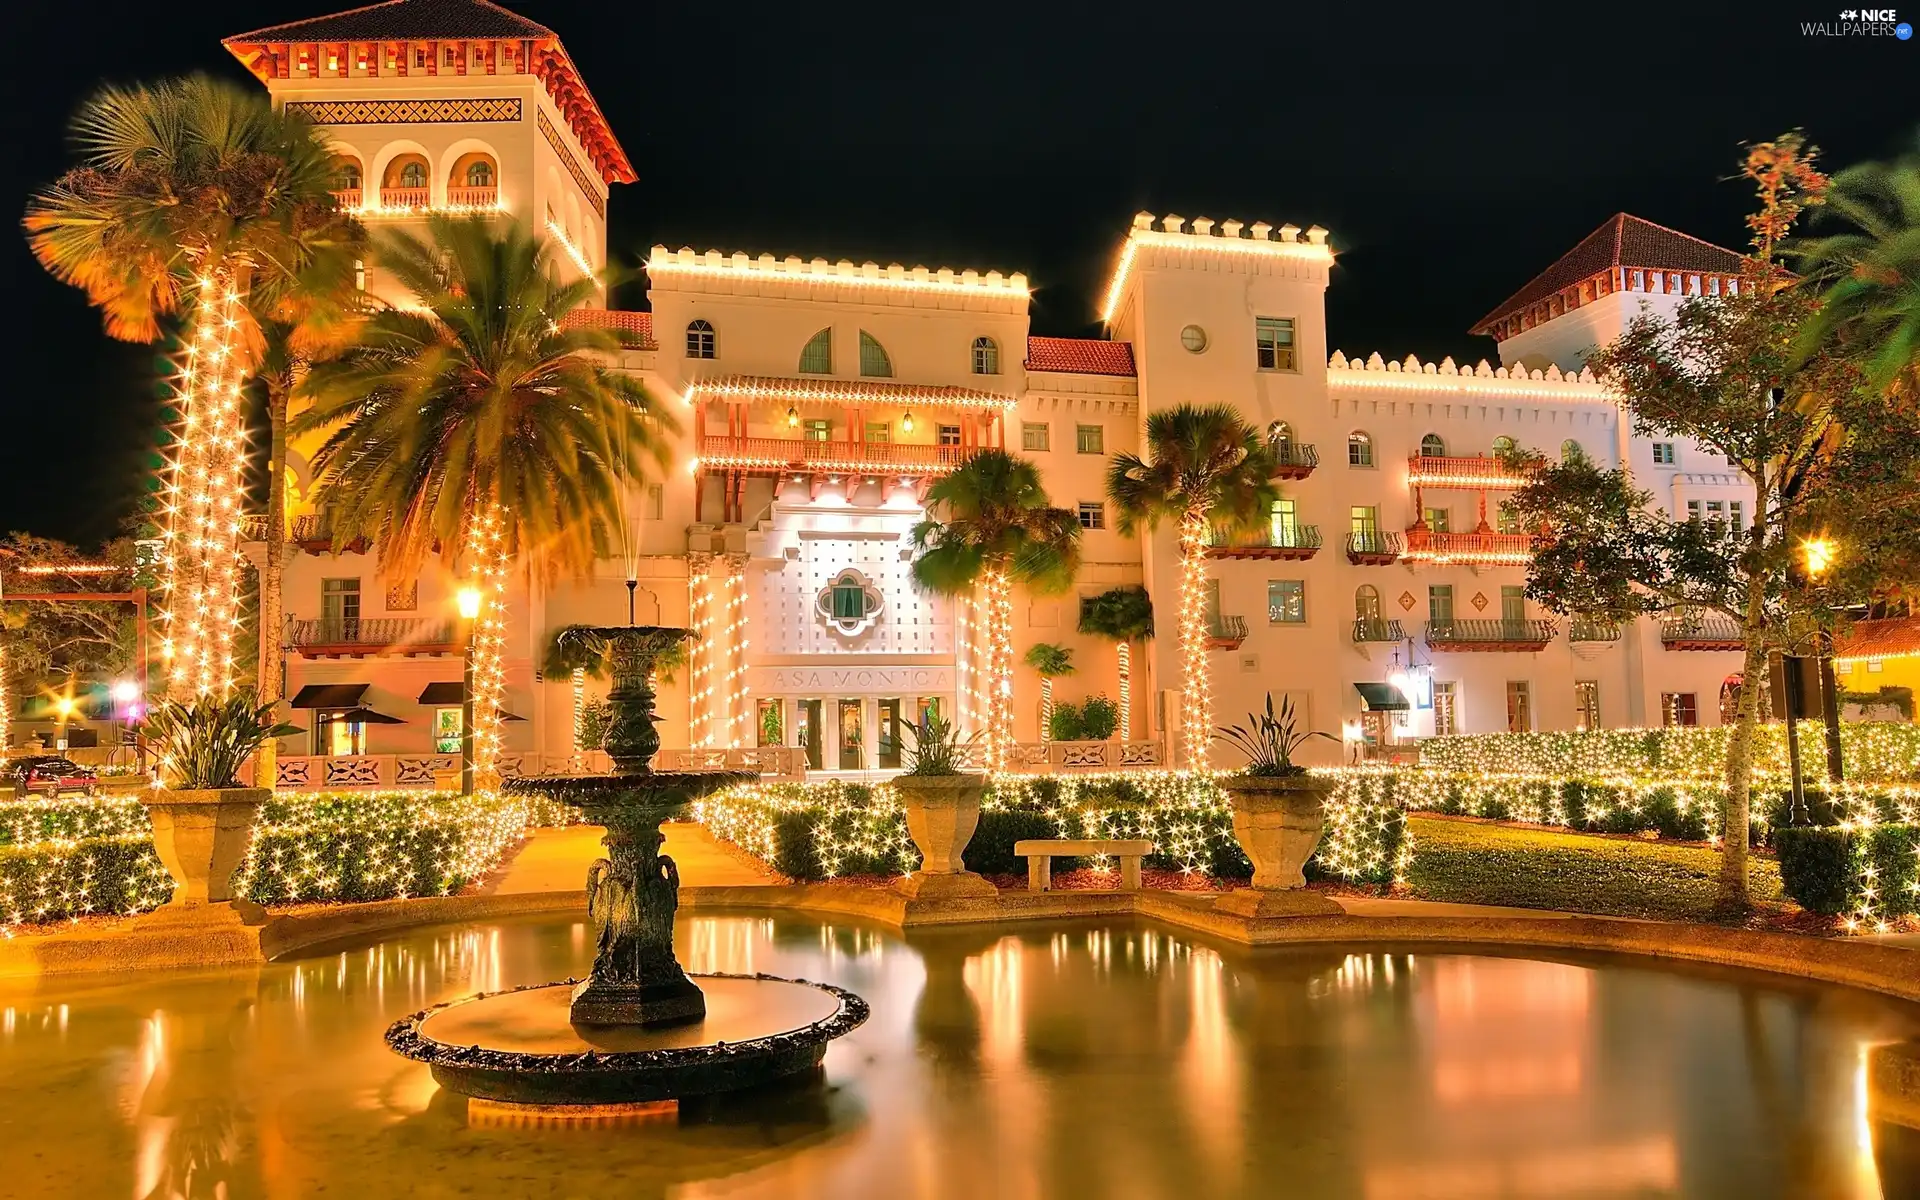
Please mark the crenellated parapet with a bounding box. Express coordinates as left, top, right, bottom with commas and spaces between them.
1102, 211, 1333, 322
1327, 351, 1613, 402
646, 246, 1030, 313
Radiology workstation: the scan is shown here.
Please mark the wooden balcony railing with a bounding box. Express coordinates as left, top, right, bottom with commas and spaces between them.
1205, 614, 1248, 650
331, 188, 363, 209
1401, 528, 1534, 564
1346, 530, 1404, 564
1352, 618, 1406, 643
1660, 614, 1745, 650
1205, 524, 1322, 561
289, 617, 457, 657
1425, 618, 1557, 651
699, 434, 972, 474
446, 185, 499, 208
1267, 441, 1319, 480
1406, 454, 1542, 490
377, 186, 431, 209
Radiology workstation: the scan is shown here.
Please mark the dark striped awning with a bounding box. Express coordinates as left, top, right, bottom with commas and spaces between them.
1354, 682, 1409, 712
290, 683, 368, 709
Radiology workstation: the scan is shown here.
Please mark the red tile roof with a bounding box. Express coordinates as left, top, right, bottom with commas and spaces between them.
1836, 617, 1920, 662
1470, 214, 1745, 336
561, 308, 653, 347
1024, 336, 1136, 377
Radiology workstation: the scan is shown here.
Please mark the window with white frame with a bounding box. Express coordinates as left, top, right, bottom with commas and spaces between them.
1255, 317, 1298, 371
971, 336, 1000, 375
1652, 442, 1676, 465
1267, 580, 1306, 624
1021, 422, 1050, 452
1348, 431, 1374, 467
686, 319, 716, 359
1077, 502, 1105, 530
1076, 424, 1105, 454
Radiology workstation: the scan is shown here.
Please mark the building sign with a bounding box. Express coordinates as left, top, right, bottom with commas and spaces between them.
749, 666, 953, 696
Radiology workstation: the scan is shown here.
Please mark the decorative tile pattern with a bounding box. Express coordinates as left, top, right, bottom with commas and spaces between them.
287, 97, 522, 125
276, 758, 312, 787
324, 757, 382, 787
538, 109, 606, 218
1471, 591, 1490, 612
1398, 591, 1417, 612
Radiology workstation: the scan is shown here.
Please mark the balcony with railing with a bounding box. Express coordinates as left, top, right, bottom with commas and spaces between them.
1569, 617, 1623, 643
1352, 618, 1406, 644
1267, 441, 1319, 481
1401, 527, 1534, 565
289, 515, 368, 554
1205, 614, 1248, 650
331, 188, 363, 209
1425, 618, 1557, 651
699, 434, 972, 475
1346, 529, 1404, 565
1660, 613, 1744, 651
290, 617, 458, 658
1405, 454, 1542, 490
445, 185, 500, 208
377, 186, 432, 210
1204, 524, 1322, 561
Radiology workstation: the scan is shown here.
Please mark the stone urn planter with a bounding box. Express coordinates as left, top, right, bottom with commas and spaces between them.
892, 773, 997, 899
1214, 774, 1341, 918
139, 787, 270, 926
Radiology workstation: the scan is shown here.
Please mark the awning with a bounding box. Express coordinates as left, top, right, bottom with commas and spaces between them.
333, 706, 405, 725
498, 710, 528, 722
290, 683, 368, 709
417, 682, 463, 706
1354, 682, 1409, 712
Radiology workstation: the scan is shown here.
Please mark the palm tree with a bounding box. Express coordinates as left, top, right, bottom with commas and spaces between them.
1077, 585, 1154, 742
1023, 642, 1075, 743
1793, 149, 1920, 398
910, 449, 1081, 769
1107, 404, 1280, 768
26, 74, 361, 702
296, 215, 672, 784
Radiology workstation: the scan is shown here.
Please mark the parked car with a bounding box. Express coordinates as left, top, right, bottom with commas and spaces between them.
6, 756, 98, 799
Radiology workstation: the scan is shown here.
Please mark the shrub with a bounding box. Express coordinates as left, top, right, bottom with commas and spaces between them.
0, 836, 172, 927
1864, 824, 1920, 919
965, 809, 1061, 875
1048, 702, 1086, 742
1775, 826, 1858, 915
1079, 696, 1119, 741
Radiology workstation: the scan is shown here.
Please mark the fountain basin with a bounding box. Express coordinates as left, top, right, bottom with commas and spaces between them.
385, 973, 868, 1105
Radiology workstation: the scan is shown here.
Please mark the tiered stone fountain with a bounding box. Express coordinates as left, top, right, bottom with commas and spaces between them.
385, 627, 868, 1106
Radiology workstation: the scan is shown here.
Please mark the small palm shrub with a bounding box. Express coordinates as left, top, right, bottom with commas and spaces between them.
142, 692, 300, 789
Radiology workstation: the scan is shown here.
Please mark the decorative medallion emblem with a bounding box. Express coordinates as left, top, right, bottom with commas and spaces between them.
1471, 591, 1490, 612
816, 570, 885, 636
1398, 591, 1416, 612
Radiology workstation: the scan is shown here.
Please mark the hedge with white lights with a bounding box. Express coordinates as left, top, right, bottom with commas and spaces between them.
1417, 723, 1920, 782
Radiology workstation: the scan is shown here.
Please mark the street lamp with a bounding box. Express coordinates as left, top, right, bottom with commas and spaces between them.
53, 695, 74, 751
456, 586, 482, 796
1803, 537, 1845, 786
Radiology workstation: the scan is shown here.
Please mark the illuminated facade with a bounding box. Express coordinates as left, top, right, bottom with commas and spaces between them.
229, 0, 1753, 783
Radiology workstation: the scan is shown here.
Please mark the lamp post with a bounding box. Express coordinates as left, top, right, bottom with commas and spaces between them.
457, 586, 483, 796
1803, 538, 1844, 785
53, 695, 74, 752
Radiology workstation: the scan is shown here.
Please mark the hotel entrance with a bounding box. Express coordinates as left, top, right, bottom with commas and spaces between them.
762, 693, 948, 773
838, 699, 863, 770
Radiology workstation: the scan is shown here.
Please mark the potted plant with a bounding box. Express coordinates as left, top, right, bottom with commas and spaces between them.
1212, 694, 1342, 918
891, 713, 997, 899
138, 692, 298, 926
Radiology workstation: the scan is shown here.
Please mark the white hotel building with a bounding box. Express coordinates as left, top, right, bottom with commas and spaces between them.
223, 0, 1752, 786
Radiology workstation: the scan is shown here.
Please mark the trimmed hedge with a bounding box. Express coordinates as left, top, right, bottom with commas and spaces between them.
1419, 723, 1920, 783
0, 836, 172, 926
1405, 815, 1783, 922
1774, 827, 1855, 915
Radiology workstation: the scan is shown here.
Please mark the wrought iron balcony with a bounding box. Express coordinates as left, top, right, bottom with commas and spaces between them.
1204, 524, 1322, 561
1425, 618, 1557, 651
1205, 614, 1248, 650
1405, 454, 1543, 490
1569, 617, 1623, 643
1346, 530, 1404, 565
1660, 614, 1744, 651
1401, 527, 1534, 565
1352, 618, 1406, 643
1267, 441, 1319, 481
699, 434, 972, 475
288, 516, 369, 554
290, 617, 458, 658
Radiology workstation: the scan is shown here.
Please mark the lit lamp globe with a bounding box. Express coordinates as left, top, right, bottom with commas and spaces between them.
456, 587, 484, 621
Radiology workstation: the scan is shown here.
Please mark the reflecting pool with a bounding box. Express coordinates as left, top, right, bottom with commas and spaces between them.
3, 913, 1917, 1198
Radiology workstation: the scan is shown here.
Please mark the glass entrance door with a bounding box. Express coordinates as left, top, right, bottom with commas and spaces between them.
877, 698, 902, 768
796, 700, 823, 769
838, 699, 864, 770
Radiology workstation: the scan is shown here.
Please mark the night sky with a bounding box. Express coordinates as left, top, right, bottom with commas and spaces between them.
4, 0, 1913, 547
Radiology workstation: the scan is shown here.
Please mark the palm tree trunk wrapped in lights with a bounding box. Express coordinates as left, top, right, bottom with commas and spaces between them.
466, 508, 511, 791
1024, 642, 1075, 744
1078, 586, 1154, 743
1107, 406, 1282, 770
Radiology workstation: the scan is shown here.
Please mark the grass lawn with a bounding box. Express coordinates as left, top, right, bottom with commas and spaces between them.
1406, 814, 1785, 922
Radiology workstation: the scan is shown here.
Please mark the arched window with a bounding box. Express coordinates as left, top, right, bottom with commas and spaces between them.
1492, 435, 1516, 455
1420, 433, 1447, 458
1268, 420, 1293, 447
686, 319, 716, 360
971, 336, 999, 375
1561, 439, 1585, 461
465, 160, 494, 187
1348, 431, 1374, 467
334, 161, 362, 191
1355, 585, 1382, 622
399, 160, 426, 189
798, 327, 832, 374
859, 331, 892, 378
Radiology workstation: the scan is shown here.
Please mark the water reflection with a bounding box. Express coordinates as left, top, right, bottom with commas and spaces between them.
1, 914, 1915, 1198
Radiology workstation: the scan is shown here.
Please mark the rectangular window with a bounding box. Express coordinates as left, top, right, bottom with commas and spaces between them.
1729, 501, 1744, 532
1255, 317, 1298, 372
1270, 498, 1298, 545
938, 424, 962, 447
1506, 681, 1534, 732
1500, 585, 1526, 624
433, 708, 463, 755
1574, 679, 1600, 731
865, 421, 891, 444
757, 699, 783, 747
1077, 502, 1106, 530
1706, 500, 1725, 523
1428, 585, 1455, 626
1203, 579, 1222, 625
803, 419, 831, 443
1267, 580, 1306, 625
321, 578, 361, 633
1432, 682, 1458, 736
1076, 424, 1105, 454
1662, 692, 1699, 727
1686, 500, 1702, 522
1348, 434, 1374, 467
832, 583, 865, 620
1653, 442, 1676, 465
646, 484, 664, 520
1021, 422, 1051, 452
1350, 505, 1379, 536
1424, 507, 1451, 533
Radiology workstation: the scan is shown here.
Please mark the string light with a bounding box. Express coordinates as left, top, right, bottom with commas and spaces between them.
544, 217, 596, 278
723, 560, 750, 748
158, 273, 251, 699
1117, 639, 1132, 743
465, 508, 510, 791
647, 245, 1030, 298
982, 567, 1016, 771
570, 667, 586, 773
1178, 513, 1214, 769
688, 556, 715, 747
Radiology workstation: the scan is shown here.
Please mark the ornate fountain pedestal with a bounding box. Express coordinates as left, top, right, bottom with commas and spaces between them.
385, 626, 869, 1105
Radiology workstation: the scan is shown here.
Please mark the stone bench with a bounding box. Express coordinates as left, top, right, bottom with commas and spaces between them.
1014, 839, 1155, 893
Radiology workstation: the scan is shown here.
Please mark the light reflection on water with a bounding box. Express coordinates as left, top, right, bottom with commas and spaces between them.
1, 914, 1916, 1199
